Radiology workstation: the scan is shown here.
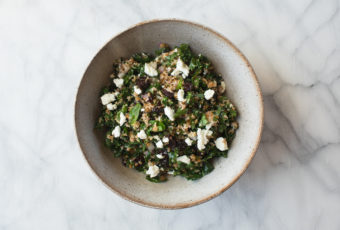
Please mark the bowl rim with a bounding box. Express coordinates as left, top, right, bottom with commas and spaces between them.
74, 18, 264, 209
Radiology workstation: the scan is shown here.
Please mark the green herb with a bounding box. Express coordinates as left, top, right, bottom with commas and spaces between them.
101, 87, 110, 94
132, 53, 154, 63
189, 57, 199, 71
162, 97, 174, 106
155, 46, 170, 56
192, 76, 200, 88
199, 114, 208, 127
177, 44, 192, 64
156, 121, 166, 132
203, 161, 214, 174
229, 109, 237, 119
175, 108, 187, 118
130, 63, 144, 75
196, 93, 204, 99
146, 175, 167, 183
176, 78, 183, 90
129, 103, 141, 124
186, 92, 193, 104
165, 52, 178, 66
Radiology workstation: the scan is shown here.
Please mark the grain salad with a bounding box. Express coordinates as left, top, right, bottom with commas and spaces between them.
96, 43, 238, 182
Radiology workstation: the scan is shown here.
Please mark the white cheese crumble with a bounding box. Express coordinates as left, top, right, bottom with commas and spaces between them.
162, 137, 169, 143
215, 137, 228, 151
204, 89, 215, 100
206, 123, 213, 130
171, 58, 189, 78
100, 93, 115, 105
188, 131, 197, 140
177, 155, 191, 164
106, 103, 117, 110
134, 86, 142, 95
119, 112, 126, 126
113, 78, 124, 88
144, 62, 158, 77
177, 89, 185, 102
197, 128, 213, 150
146, 165, 160, 178
156, 154, 164, 159
155, 140, 164, 148
153, 135, 160, 140
137, 130, 147, 139
164, 106, 175, 121
185, 137, 193, 146
112, 126, 121, 138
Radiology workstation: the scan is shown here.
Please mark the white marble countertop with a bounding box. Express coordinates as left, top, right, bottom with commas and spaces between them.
1, 0, 340, 229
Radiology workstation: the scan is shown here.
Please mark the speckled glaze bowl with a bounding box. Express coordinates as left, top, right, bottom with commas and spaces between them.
75, 19, 263, 209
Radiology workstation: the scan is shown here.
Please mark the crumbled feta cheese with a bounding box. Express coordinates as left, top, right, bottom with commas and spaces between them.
134, 86, 142, 95
112, 126, 121, 138
188, 131, 197, 140
215, 137, 228, 151
177, 155, 191, 164
156, 154, 164, 159
162, 137, 169, 143
197, 128, 213, 150
137, 130, 147, 139
207, 130, 213, 136
153, 135, 160, 140
119, 112, 126, 126
185, 137, 193, 146
171, 58, 189, 78
100, 93, 115, 105
155, 140, 164, 148
114, 78, 124, 88
204, 89, 215, 100
206, 123, 213, 130
167, 171, 174, 175
113, 92, 119, 97
141, 108, 145, 112
177, 89, 185, 102
144, 62, 158, 77
146, 165, 160, 178
164, 106, 175, 121
106, 103, 117, 110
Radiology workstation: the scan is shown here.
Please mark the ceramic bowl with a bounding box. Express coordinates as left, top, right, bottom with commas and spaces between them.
75, 19, 263, 209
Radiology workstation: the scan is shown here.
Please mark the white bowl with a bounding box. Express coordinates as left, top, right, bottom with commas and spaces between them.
75, 19, 263, 209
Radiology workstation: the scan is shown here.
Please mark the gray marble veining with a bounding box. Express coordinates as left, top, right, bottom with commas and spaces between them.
0, 0, 339, 229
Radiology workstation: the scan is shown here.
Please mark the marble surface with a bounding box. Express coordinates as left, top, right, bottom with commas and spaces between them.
1, 0, 340, 229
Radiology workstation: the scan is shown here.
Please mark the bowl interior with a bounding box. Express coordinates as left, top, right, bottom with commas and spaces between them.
75, 20, 263, 209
